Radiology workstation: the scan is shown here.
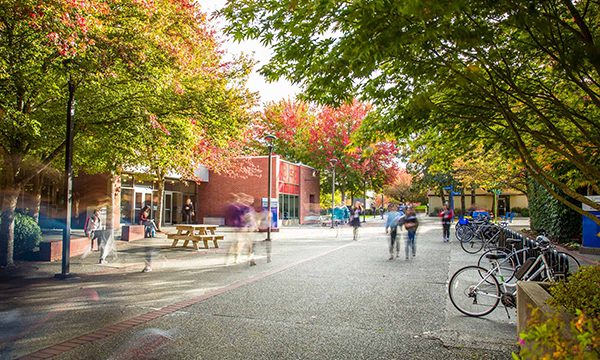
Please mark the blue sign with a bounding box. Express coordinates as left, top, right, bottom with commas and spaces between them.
582, 196, 600, 249
262, 198, 278, 229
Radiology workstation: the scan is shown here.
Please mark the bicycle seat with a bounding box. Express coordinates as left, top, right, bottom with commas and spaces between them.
485, 253, 508, 260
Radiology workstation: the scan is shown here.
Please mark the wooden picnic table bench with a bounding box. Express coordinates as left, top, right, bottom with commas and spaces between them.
167, 224, 224, 250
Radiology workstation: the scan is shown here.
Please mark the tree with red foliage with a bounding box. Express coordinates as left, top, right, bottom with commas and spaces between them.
253, 99, 401, 202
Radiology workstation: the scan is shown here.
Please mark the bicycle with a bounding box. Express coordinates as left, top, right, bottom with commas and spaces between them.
455, 215, 490, 243
460, 223, 507, 254
449, 238, 565, 317
477, 236, 581, 283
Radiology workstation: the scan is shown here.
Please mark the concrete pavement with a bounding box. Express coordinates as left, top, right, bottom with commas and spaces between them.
1, 216, 585, 359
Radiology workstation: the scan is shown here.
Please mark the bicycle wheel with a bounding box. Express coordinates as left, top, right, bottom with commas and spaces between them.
448, 265, 501, 317
455, 223, 465, 241
460, 225, 476, 242
460, 236, 484, 254
477, 248, 516, 283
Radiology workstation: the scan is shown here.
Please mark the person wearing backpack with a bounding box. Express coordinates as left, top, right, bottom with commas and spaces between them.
403, 206, 419, 259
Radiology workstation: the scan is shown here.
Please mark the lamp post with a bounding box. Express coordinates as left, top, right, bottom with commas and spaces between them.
265, 134, 276, 241
57, 79, 76, 279
329, 158, 338, 229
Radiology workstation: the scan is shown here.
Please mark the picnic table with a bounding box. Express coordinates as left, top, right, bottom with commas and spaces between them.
167, 224, 224, 250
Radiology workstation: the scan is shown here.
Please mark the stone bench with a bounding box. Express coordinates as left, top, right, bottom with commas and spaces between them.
121, 224, 145, 241
39, 236, 91, 262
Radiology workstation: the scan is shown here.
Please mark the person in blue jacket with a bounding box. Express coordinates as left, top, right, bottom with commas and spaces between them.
384, 204, 405, 260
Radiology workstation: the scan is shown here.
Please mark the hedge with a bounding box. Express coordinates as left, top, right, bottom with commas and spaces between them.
527, 178, 581, 243
0, 210, 43, 259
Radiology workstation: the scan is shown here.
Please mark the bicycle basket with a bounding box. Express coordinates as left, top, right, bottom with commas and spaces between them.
515, 257, 536, 280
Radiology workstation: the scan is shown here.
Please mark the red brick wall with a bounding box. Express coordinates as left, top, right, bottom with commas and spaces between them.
197, 156, 320, 225
197, 156, 278, 225
72, 174, 111, 229
300, 166, 321, 222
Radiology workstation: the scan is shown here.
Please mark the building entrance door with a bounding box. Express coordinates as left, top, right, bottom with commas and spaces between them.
498, 196, 509, 217
163, 192, 174, 225
134, 189, 153, 223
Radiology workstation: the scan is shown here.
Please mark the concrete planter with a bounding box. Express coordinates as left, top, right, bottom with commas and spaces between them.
516, 281, 571, 336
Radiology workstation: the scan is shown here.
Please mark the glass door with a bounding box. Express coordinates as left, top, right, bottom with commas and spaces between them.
134, 189, 153, 223
164, 192, 173, 225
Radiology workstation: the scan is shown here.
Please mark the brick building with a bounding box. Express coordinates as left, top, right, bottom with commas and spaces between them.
197, 156, 321, 226
22, 156, 319, 233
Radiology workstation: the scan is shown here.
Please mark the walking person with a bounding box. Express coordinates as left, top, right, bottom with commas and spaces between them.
439, 203, 454, 242
350, 201, 363, 241
404, 206, 419, 259
384, 204, 405, 260
182, 198, 195, 224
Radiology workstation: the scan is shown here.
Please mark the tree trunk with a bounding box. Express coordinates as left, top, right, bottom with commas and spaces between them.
106, 173, 121, 238
32, 174, 43, 223
156, 174, 165, 231
471, 187, 476, 206
0, 187, 20, 267
340, 186, 346, 205
439, 186, 446, 205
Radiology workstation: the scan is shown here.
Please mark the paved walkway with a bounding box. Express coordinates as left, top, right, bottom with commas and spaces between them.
0, 217, 597, 359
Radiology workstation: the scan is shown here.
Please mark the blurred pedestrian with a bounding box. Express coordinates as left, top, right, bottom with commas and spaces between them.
225, 193, 258, 265
403, 206, 419, 259
350, 201, 363, 241
439, 203, 454, 242
384, 204, 404, 260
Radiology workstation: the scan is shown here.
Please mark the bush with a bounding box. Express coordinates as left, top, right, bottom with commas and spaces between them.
548, 265, 600, 318
414, 205, 427, 213
0, 212, 43, 259
520, 208, 529, 217
528, 178, 580, 242
514, 266, 600, 359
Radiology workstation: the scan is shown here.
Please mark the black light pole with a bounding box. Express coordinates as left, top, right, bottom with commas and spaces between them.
57, 79, 76, 279
329, 158, 338, 229
265, 134, 276, 241
363, 180, 367, 223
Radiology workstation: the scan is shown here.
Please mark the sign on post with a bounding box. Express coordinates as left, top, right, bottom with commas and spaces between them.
261, 198, 278, 229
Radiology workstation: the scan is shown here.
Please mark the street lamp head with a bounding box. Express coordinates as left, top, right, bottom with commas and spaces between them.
329, 158, 338, 166
264, 134, 276, 143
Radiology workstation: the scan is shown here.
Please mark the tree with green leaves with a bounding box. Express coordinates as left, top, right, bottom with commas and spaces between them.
222, 0, 600, 226
0, 0, 255, 267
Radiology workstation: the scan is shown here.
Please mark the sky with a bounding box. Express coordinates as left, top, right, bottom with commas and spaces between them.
198, 0, 299, 106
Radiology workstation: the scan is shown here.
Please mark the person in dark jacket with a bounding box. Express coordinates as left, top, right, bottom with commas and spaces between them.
439, 204, 454, 242
182, 198, 195, 224
350, 201, 363, 241
403, 206, 419, 259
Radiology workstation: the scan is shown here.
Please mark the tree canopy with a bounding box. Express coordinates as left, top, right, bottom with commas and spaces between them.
0, 0, 255, 266
222, 0, 600, 224
252, 99, 401, 200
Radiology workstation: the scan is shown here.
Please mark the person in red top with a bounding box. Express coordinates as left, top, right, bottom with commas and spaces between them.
439, 203, 454, 242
